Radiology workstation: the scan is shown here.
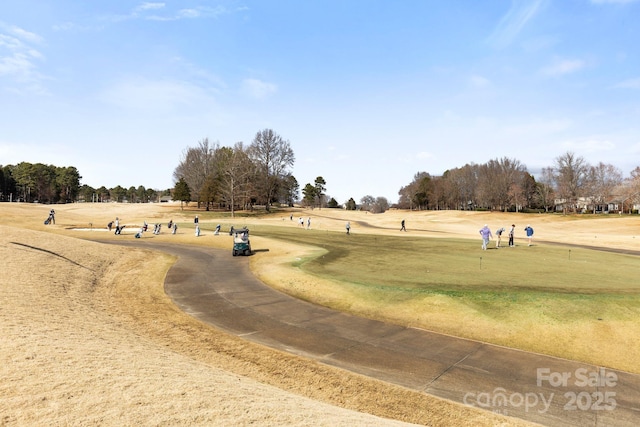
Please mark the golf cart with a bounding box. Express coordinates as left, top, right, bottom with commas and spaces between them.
232, 227, 252, 256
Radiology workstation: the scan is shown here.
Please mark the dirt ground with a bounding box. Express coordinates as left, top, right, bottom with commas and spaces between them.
5, 202, 637, 426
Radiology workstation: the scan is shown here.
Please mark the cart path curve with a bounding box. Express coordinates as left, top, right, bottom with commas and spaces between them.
111, 240, 640, 427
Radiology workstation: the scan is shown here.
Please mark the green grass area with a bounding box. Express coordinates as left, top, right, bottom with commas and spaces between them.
246, 224, 640, 322
249, 225, 639, 292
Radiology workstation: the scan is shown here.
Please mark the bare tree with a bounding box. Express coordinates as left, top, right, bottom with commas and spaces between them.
217, 143, 253, 217
618, 166, 640, 213
173, 138, 217, 208
536, 167, 556, 212
358, 195, 389, 213
430, 176, 447, 210
360, 195, 375, 211
440, 169, 461, 210
588, 162, 623, 213
476, 157, 527, 211
553, 151, 590, 213
444, 164, 478, 210
508, 183, 525, 212
247, 129, 295, 210
373, 196, 389, 213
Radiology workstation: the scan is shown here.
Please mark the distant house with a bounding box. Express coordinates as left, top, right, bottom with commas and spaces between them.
554, 191, 640, 214
160, 195, 173, 203
553, 196, 592, 213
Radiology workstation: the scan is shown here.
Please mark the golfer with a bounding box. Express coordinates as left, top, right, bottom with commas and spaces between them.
524, 225, 534, 246
479, 224, 492, 250
508, 224, 515, 247
495, 227, 505, 248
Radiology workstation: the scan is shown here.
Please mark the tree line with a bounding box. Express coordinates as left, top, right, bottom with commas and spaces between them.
5, 139, 637, 216
0, 162, 81, 203
78, 185, 168, 203
397, 152, 640, 213
0, 162, 169, 204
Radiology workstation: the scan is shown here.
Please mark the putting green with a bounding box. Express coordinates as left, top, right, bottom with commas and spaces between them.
249, 225, 640, 294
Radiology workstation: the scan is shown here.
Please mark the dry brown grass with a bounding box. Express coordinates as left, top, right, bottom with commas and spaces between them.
1, 203, 534, 427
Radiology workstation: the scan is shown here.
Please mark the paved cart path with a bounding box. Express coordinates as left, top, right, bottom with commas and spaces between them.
112, 241, 640, 427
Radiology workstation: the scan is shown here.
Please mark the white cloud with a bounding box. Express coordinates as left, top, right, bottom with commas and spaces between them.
487, 0, 548, 49
178, 9, 201, 19
241, 78, 277, 100
0, 52, 34, 77
0, 33, 22, 51
0, 25, 47, 93
134, 4, 228, 21
541, 58, 586, 76
136, 2, 165, 12
6, 25, 43, 44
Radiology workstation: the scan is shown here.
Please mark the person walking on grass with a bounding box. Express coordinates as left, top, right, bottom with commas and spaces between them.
346, 221, 351, 235
400, 219, 406, 232
524, 224, 534, 246
479, 224, 492, 250
508, 224, 515, 247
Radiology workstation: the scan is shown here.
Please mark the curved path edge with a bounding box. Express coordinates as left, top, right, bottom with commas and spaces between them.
110, 240, 639, 427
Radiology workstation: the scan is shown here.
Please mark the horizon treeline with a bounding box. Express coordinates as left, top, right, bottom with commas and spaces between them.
0, 162, 170, 204
397, 152, 640, 213
3, 149, 640, 214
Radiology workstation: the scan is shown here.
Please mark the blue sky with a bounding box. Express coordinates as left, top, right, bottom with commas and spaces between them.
1, 0, 639, 204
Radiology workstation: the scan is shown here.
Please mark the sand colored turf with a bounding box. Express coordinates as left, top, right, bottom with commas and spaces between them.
1, 203, 534, 427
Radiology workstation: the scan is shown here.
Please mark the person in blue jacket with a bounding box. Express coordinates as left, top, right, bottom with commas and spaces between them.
524, 224, 534, 246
